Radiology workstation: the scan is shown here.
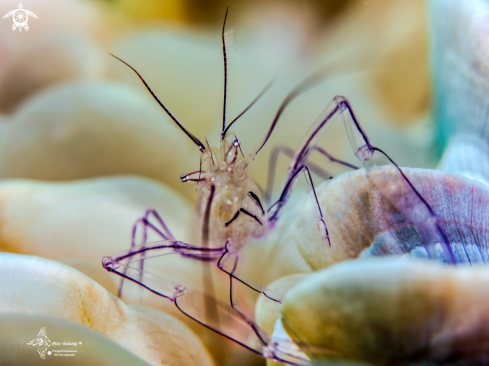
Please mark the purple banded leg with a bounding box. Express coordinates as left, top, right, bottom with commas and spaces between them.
295, 95, 456, 263
264, 145, 358, 205
227, 254, 269, 343
267, 95, 454, 262
103, 240, 225, 300
219, 207, 283, 302
131, 209, 175, 252
218, 243, 284, 303
268, 164, 330, 246
103, 240, 271, 358
104, 241, 310, 364
136, 209, 176, 243
332, 96, 456, 264
217, 246, 312, 364
118, 209, 175, 297
313, 146, 359, 171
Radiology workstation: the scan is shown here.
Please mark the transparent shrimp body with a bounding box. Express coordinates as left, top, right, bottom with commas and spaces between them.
182, 132, 266, 253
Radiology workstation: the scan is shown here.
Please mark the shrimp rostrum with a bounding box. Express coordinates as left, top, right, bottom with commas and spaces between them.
102, 9, 457, 365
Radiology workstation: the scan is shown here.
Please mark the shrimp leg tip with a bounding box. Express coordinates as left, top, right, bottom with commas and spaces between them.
102, 256, 115, 269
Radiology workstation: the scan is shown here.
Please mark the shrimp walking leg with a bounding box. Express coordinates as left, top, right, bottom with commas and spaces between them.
218, 243, 285, 303
103, 240, 225, 300
104, 241, 293, 362
118, 209, 176, 297
227, 253, 272, 343
227, 254, 254, 322
268, 165, 329, 246
288, 95, 456, 263
265, 95, 455, 256
133, 209, 176, 245
332, 96, 456, 263
264, 145, 358, 204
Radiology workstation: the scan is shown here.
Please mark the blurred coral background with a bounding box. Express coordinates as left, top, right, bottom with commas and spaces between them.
0, 0, 433, 198
0, 1, 434, 365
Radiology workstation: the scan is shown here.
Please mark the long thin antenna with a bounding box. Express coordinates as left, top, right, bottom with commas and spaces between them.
109, 53, 206, 152
221, 7, 229, 135
252, 72, 322, 158
251, 52, 382, 159
221, 79, 274, 139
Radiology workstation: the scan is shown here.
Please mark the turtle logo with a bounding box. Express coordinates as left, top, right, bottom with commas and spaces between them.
25, 327, 51, 359
3, 3, 37, 32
